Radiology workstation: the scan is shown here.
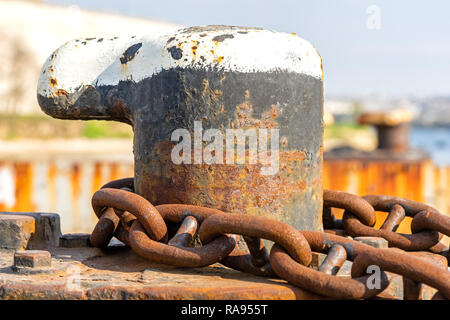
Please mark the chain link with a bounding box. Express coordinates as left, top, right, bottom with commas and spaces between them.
89, 178, 450, 300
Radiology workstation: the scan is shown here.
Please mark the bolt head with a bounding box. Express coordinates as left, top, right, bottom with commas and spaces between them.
14, 250, 51, 268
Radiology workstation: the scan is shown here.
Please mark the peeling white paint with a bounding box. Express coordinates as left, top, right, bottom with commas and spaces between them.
37, 27, 322, 98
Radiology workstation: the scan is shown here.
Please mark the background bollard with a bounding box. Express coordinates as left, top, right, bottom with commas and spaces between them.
358, 109, 413, 153
37, 26, 324, 231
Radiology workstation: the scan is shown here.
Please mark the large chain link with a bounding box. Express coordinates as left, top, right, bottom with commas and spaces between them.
89, 178, 450, 300
324, 190, 450, 253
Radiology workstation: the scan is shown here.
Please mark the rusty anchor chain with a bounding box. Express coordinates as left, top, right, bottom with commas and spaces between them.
269, 234, 390, 299
324, 190, 450, 253
89, 178, 450, 300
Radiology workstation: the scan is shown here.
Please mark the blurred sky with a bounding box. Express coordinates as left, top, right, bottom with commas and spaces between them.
45, 0, 450, 98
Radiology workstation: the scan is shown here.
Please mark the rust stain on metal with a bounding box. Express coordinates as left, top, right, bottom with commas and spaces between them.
220, 245, 273, 277
90, 207, 120, 248
55, 89, 68, 96
168, 216, 198, 247
324, 190, 376, 226
404, 251, 448, 300
318, 244, 347, 275
13, 163, 34, 212
0, 245, 325, 300
71, 164, 81, 230
352, 247, 450, 299
91, 163, 103, 197
198, 213, 312, 266
327, 194, 446, 251
147, 140, 310, 219
270, 243, 389, 299
47, 162, 57, 211
92, 188, 168, 243
213, 56, 224, 63
129, 220, 237, 267
343, 211, 440, 251
380, 203, 405, 231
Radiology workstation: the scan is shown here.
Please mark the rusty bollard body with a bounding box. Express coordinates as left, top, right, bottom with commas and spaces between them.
37, 26, 324, 231
358, 109, 413, 153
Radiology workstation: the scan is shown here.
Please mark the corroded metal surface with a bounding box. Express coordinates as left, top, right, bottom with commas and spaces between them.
0, 245, 324, 300
198, 213, 312, 266
86, 181, 450, 300
324, 192, 449, 251
324, 190, 376, 226
129, 220, 237, 268
403, 251, 448, 300
318, 244, 347, 275
92, 188, 168, 243
2, 191, 450, 300
36, 25, 324, 232
168, 216, 198, 247
0, 212, 61, 250
340, 195, 447, 251
343, 212, 440, 251
352, 248, 450, 299
269, 243, 389, 300
12, 250, 52, 273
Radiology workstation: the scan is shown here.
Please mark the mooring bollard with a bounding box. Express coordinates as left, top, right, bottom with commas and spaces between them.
358, 108, 413, 153
37, 26, 324, 231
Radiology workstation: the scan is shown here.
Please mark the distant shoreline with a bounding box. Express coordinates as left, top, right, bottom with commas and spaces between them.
411, 123, 450, 128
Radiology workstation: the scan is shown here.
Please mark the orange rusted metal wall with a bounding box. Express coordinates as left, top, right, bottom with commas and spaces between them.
323, 158, 450, 237
323, 160, 432, 204
0, 159, 133, 233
